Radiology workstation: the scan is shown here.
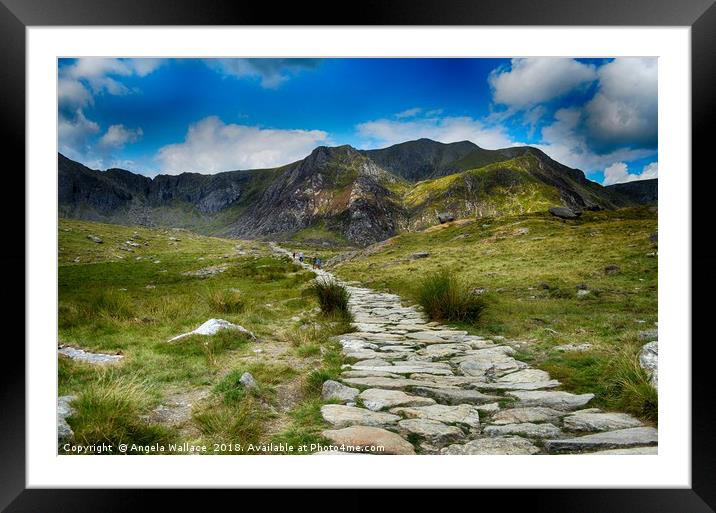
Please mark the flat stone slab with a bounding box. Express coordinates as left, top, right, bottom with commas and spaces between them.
587, 446, 658, 455
321, 380, 359, 403
405, 332, 448, 343
474, 380, 561, 391
441, 436, 540, 455
544, 427, 658, 453
417, 344, 470, 359
320, 404, 400, 428
390, 404, 481, 429
58, 346, 123, 364
491, 407, 565, 425
563, 411, 643, 432
413, 387, 502, 405
341, 370, 402, 379
358, 389, 435, 411
458, 355, 522, 377
496, 369, 552, 383
351, 364, 453, 376
484, 422, 562, 439
507, 390, 594, 411
344, 350, 406, 361
321, 426, 415, 455
341, 376, 427, 390
398, 418, 466, 446
340, 339, 379, 351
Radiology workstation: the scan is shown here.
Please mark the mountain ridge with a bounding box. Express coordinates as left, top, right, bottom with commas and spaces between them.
58, 139, 655, 245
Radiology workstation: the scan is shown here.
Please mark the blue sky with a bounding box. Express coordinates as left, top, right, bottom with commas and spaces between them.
58, 57, 657, 184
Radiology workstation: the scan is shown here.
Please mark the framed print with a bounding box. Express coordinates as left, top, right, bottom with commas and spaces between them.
2, 0, 715, 510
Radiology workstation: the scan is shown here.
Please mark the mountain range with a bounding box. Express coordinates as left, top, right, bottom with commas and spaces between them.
58, 139, 657, 246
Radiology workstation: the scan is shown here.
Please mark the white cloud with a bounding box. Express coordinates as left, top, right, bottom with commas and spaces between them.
489, 58, 597, 109
535, 107, 655, 172
62, 58, 165, 96
58, 79, 92, 111
395, 107, 422, 119
206, 58, 321, 88
603, 161, 658, 185
584, 57, 657, 150
99, 124, 144, 149
356, 114, 517, 149
59, 110, 100, 155
155, 116, 329, 174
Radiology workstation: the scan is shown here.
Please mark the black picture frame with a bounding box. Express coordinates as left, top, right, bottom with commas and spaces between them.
2, 0, 713, 510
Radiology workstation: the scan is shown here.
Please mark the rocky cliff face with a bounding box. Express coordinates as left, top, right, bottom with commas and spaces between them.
606, 179, 658, 204
58, 139, 650, 245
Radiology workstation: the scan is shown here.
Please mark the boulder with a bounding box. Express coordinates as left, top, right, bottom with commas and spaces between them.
86, 234, 103, 243
410, 251, 430, 259
639, 341, 658, 389
549, 207, 581, 219
57, 395, 77, 443
239, 372, 258, 389
604, 264, 621, 275
437, 212, 455, 224
168, 318, 256, 342
321, 426, 415, 455
321, 380, 359, 403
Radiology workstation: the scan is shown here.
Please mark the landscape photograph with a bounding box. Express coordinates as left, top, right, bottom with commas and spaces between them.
57, 57, 658, 456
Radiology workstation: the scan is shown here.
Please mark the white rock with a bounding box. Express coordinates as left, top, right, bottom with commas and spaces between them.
321, 380, 359, 402
168, 319, 256, 342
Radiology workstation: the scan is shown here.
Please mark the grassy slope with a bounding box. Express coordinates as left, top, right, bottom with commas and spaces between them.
331, 206, 658, 419
59, 219, 345, 453
404, 157, 561, 227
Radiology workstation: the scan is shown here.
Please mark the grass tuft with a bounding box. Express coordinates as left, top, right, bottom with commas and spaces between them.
609, 349, 658, 422
205, 287, 246, 314
66, 373, 173, 453
415, 269, 486, 324
310, 279, 351, 318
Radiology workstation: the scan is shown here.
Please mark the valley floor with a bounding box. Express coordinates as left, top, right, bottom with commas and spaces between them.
57, 206, 657, 455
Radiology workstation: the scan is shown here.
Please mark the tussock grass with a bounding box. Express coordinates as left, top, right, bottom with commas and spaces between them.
310, 279, 351, 318
205, 287, 245, 314
66, 373, 173, 453
609, 349, 658, 421
415, 269, 486, 323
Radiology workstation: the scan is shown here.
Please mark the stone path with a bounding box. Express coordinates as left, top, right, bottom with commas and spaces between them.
273, 244, 658, 455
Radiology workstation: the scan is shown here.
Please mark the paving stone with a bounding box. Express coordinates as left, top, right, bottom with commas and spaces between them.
321, 426, 415, 455
321, 380, 360, 403
441, 436, 540, 455
358, 388, 435, 411
341, 376, 427, 390
413, 387, 502, 405
320, 404, 400, 428
545, 427, 658, 453
563, 411, 643, 432
507, 390, 595, 411
484, 422, 562, 438
491, 407, 565, 425
390, 403, 481, 429
398, 418, 466, 446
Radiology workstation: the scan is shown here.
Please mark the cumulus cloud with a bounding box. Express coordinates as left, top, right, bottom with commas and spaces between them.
61, 57, 165, 96
59, 110, 100, 156
489, 58, 597, 109
584, 57, 657, 151
535, 107, 655, 171
206, 58, 322, 88
58, 58, 164, 157
603, 161, 658, 185
155, 116, 329, 174
356, 113, 517, 149
99, 124, 144, 149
